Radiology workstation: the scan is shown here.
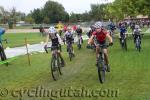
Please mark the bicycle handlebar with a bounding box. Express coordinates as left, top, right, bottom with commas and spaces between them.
44, 46, 59, 53
44, 46, 51, 53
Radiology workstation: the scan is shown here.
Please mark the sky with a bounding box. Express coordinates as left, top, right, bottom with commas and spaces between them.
0, 0, 114, 14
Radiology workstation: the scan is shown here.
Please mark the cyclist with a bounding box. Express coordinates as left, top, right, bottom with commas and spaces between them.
133, 25, 142, 44
87, 25, 95, 38
56, 21, 64, 37
0, 28, 5, 43
0, 28, 7, 61
108, 21, 116, 40
44, 26, 65, 67
64, 26, 75, 56
119, 24, 127, 45
76, 25, 83, 43
88, 22, 113, 72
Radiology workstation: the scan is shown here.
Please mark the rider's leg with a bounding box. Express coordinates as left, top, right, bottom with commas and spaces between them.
103, 49, 109, 65
57, 51, 65, 66
96, 46, 100, 65
134, 36, 136, 44
66, 43, 69, 52
71, 44, 75, 56
103, 49, 110, 72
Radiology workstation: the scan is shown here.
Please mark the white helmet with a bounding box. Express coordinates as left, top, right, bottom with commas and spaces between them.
77, 25, 80, 28
49, 26, 57, 33
67, 26, 72, 30
94, 21, 103, 29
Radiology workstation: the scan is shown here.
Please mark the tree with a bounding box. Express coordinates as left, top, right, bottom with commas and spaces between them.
90, 4, 108, 21
25, 14, 34, 24
0, 6, 9, 24
42, 0, 69, 23
31, 8, 44, 24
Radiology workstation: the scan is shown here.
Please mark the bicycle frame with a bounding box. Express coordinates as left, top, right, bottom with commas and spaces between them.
98, 45, 106, 69
78, 35, 82, 45
44, 46, 62, 80
67, 42, 73, 53
97, 44, 109, 83
135, 35, 141, 52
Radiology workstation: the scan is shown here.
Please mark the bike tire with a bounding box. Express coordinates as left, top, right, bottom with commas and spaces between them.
57, 57, 62, 75
68, 47, 73, 61
97, 63, 105, 83
69, 53, 72, 61
136, 39, 141, 52
124, 40, 127, 51
50, 56, 60, 81
78, 44, 81, 50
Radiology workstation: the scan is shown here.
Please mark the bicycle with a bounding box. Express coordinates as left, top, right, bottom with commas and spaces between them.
67, 42, 75, 61
134, 34, 143, 52
44, 46, 63, 81
120, 34, 127, 51
96, 44, 110, 83
77, 35, 83, 50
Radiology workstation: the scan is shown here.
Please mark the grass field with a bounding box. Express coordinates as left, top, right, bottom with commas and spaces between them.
0, 33, 150, 100
2, 32, 45, 48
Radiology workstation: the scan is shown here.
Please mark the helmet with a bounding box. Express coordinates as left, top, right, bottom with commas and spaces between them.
77, 25, 80, 28
48, 26, 57, 33
135, 25, 140, 29
121, 24, 125, 28
94, 21, 103, 29
67, 26, 72, 30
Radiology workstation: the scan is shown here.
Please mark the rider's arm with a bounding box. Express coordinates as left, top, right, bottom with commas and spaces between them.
56, 33, 62, 44
45, 34, 49, 45
88, 34, 94, 44
106, 33, 113, 43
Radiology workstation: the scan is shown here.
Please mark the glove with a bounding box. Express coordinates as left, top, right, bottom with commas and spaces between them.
109, 42, 113, 46
44, 45, 47, 49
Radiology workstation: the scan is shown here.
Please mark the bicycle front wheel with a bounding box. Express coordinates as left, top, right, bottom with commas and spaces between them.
97, 63, 105, 83
51, 56, 61, 81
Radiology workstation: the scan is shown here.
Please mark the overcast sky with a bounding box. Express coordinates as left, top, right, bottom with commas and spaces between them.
0, 0, 114, 14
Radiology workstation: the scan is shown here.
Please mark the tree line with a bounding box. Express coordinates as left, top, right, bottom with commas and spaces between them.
0, 0, 150, 24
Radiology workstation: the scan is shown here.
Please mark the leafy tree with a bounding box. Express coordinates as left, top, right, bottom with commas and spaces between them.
42, 0, 69, 23
31, 8, 43, 24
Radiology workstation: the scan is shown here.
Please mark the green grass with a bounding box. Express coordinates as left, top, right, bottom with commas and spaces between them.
0, 35, 150, 100
2, 32, 45, 48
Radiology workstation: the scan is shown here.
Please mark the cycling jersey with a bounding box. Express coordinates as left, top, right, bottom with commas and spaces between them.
133, 28, 142, 43
92, 31, 108, 43
133, 29, 141, 35
56, 22, 64, 32
108, 23, 116, 31
0, 28, 5, 42
64, 31, 74, 44
49, 33, 60, 47
119, 27, 127, 37
76, 28, 82, 36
